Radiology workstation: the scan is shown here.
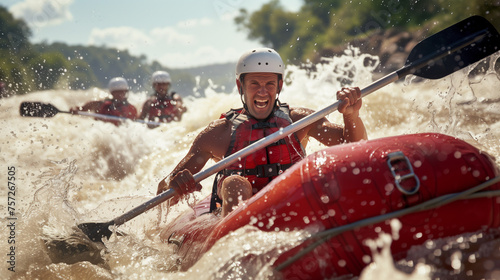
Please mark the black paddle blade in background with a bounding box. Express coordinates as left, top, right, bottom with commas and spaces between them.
20, 102, 60, 117
403, 15, 500, 79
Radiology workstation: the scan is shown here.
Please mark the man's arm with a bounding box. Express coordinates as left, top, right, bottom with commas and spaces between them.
292, 87, 367, 147
341, 111, 367, 143
292, 108, 345, 146
139, 99, 152, 120
157, 119, 230, 195
157, 135, 212, 196
173, 93, 187, 120
336, 87, 367, 142
70, 100, 103, 114
127, 105, 138, 120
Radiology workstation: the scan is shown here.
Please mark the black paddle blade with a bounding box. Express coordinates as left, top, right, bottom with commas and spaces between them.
20, 101, 60, 117
78, 222, 114, 243
402, 15, 500, 79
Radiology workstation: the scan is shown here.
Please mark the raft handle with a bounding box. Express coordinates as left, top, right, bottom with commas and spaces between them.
168, 231, 186, 248
387, 151, 420, 195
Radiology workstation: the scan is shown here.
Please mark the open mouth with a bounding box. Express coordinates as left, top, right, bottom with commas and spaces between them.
254, 99, 269, 109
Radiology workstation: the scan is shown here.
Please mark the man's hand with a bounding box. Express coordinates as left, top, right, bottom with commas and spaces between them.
157, 169, 202, 196
69, 107, 80, 115
337, 87, 362, 116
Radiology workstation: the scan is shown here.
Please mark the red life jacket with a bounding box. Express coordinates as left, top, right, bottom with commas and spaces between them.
145, 93, 179, 122
96, 99, 137, 126
210, 104, 306, 211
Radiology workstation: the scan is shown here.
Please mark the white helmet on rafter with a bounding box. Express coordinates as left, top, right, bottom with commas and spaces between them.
108, 77, 129, 92
152, 71, 171, 84
236, 48, 284, 80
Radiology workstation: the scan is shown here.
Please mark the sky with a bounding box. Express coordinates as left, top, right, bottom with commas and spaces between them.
2, 0, 302, 68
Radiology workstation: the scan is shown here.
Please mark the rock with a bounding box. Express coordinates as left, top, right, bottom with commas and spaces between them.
316, 27, 430, 76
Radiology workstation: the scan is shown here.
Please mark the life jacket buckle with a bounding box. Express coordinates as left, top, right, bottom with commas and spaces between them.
257, 163, 281, 178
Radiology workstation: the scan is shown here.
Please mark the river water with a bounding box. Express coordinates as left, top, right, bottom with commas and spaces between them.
1, 49, 500, 279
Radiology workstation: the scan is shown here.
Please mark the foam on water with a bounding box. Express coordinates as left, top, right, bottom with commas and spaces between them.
1, 49, 500, 279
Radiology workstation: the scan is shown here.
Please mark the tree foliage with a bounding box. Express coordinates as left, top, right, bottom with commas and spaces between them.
0, 6, 36, 93
2, 2, 498, 95
235, 0, 500, 63
0, 5, 196, 95
28, 52, 68, 90
0, 6, 30, 51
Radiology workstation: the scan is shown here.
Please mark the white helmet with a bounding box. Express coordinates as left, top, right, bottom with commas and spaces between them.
108, 77, 129, 92
152, 71, 171, 84
236, 48, 284, 80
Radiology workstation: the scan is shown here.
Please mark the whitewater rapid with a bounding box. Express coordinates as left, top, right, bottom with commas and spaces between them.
1, 50, 500, 279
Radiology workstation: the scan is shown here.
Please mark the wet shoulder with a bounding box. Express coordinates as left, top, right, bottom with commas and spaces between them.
204, 118, 231, 135
197, 118, 232, 158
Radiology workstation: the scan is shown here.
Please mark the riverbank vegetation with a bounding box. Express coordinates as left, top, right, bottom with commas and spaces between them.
1, 1, 498, 95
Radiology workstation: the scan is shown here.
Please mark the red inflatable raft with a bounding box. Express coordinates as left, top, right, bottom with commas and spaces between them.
160, 133, 500, 278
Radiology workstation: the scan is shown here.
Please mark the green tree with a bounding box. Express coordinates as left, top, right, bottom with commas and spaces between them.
0, 5, 36, 93
236, 0, 500, 66
63, 58, 98, 90
1, 54, 36, 94
279, 12, 325, 63
235, 0, 298, 50
302, 0, 342, 26
28, 52, 68, 90
0, 6, 31, 53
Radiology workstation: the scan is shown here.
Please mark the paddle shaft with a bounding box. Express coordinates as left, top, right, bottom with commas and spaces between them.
63, 109, 164, 126
19, 101, 165, 126
111, 189, 176, 226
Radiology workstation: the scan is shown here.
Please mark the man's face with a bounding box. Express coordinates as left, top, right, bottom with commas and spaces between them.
239, 73, 281, 120
153, 82, 170, 96
111, 90, 128, 101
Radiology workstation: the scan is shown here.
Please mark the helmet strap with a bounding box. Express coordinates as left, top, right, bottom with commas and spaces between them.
240, 92, 249, 111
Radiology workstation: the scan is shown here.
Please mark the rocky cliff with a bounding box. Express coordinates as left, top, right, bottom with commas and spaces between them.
316, 28, 429, 77
317, 27, 500, 79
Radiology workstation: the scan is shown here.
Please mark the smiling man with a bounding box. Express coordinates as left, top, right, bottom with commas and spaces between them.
70, 77, 137, 126
139, 71, 187, 128
157, 48, 367, 217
